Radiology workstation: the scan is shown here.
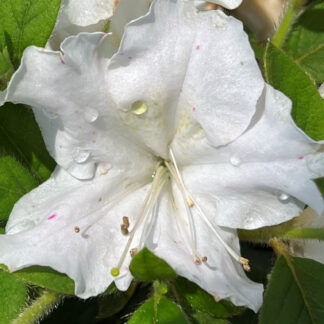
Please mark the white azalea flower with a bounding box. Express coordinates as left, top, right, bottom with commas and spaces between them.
0, 0, 324, 312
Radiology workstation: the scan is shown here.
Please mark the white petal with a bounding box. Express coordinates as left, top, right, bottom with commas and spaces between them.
109, 0, 151, 47
172, 84, 320, 165
107, 0, 264, 158
183, 156, 324, 229
1, 167, 151, 298
5, 33, 155, 179
319, 83, 324, 99
195, 0, 242, 10
147, 186, 263, 312
47, 0, 115, 50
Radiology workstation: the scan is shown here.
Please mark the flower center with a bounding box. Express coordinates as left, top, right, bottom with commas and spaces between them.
109, 147, 250, 277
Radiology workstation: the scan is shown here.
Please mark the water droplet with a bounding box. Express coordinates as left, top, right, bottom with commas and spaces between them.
279, 193, 289, 201
84, 108, 99, 123
72, 147, 90, 164
230, 156, 241, 167
43, 109, 58, 119
130, 101, 148, 115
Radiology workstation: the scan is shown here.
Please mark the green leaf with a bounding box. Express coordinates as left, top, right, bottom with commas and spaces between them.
0, 264, 75, 295
97, 282, 137, 319
169, 277, 243, 319
0, 103, 55, 183
0, 46, 14, 91
0, 270, 27, 324
0, 0, 61, 67
264, 41, 324, 141
0, 155, 38, 224
130, 248, 177, 282
284, 1, 324, 82
128, 296, 188, 324
260, 256, 324, 324
239, 223, 324, 243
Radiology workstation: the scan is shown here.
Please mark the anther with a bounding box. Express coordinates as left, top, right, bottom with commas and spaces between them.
111, 267, 120, 277
121, 224, 129, 235
130, 248, 138, 257
74, 226, 80, 233
194, 256, 201, 265
202, 256, 208, 262
239, 257, 251, 271
123, 216, 130, 228
186, 197, 195, 208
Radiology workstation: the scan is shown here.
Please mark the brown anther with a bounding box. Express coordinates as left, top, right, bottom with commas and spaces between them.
186, 197, 195, 208
130, 248, 138, 257
194, 256, 201, 265
74, 226, 80, 233
122, 216, 130, 228
121, 224, 129, 235
243, 264, 251, 272
238, 257, 250, 265
202, 256, 208, 262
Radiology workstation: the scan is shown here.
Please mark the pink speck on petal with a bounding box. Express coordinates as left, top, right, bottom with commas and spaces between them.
128, 56, 132, 59
192, 107, 197, 112
60, 57, 65, 64
48, 214, 57, 220
118, 52, 125, 56
196, 45, 200, 50
298, 156, 304, 160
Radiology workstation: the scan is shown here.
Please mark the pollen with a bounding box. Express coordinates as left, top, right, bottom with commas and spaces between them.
123, 216, 130, 228
74, 226, 80, 233
111, 267, 120, 277
202, 256, 208, 262
239, 257, 251, 271
130, 248, 138, 257
121, 224, 129, 235
186, 197, 195, 208
194, 256, 201, 264
131, 100, 148, 115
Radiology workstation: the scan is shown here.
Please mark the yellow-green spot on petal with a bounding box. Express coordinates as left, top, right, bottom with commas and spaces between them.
111, 267, 120, 277
131, 101, 148, 115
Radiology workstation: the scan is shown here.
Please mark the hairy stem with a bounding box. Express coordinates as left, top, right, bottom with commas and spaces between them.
272, 0, 306, 48
12, 290, 62, 324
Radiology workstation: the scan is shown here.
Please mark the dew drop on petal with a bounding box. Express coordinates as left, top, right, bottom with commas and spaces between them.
279, 193, 289, 201
230, 156, 241, 167
72, 147, 91, 164
84, 108, 99, 123
130, 101, 148, 115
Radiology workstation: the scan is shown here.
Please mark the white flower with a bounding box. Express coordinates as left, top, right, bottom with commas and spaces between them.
0, 0, 323, 312
195, 0, 242, 10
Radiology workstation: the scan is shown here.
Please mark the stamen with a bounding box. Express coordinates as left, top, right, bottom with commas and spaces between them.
202, 256, 208, 262
123, 216, 130, 228
111, 166, 168, 276
194, 256, 201, 265
130, 248, 138, 257
74, 226, 80, 233
121, 224, 129, 235
166, 148, 199, 264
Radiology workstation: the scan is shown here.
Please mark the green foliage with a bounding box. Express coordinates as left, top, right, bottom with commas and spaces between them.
130, 248, 177, 282
260, 256, 324, 324
0, 103, 55, 184
284, 0, 324, 82
169, 277, 243, 319
0, 0, 61, 65
0, 265, 75, 295
0, 155, 38, 224
264, 41, 324, 141
0, 270, 27, 324
128, 296, 188, 324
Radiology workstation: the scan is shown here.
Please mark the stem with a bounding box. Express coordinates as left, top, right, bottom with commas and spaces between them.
12, 290, 62, 324
272, 0, 306, 48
